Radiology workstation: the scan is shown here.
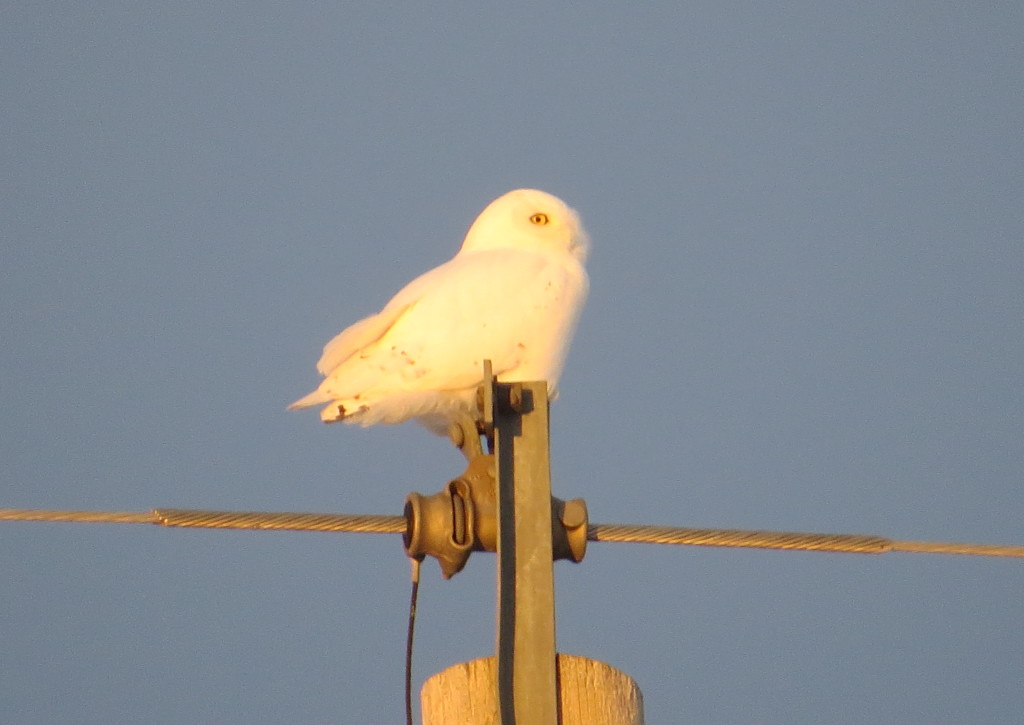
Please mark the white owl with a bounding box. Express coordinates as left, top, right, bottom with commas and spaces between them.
288, 188, 590, 434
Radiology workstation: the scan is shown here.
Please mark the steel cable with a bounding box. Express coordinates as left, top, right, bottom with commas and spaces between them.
587, 522, 1024, 558
1, 507, 1021, 558
588, 523, 891, 553
0, 507, 405, 534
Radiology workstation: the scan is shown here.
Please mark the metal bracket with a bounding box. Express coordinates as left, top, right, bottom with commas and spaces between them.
403, 454, 495, 578
447, 415, 485, 463
447, 359, 498, 463
403, 453, 587, 578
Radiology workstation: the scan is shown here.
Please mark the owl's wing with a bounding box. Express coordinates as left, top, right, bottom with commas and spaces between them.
314, 258, 461, 375
315, 304, 411, 375
311, 249, 584, 401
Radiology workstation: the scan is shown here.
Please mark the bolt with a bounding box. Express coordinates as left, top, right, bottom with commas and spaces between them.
448, 422, 465, 448
508, 383, 523, 412
560, 499, 587, 529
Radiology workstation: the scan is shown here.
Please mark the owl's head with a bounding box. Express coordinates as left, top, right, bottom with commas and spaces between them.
458, 189, 590, 262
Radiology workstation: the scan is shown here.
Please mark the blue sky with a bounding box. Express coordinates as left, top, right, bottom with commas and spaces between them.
3, 4, 1022, 723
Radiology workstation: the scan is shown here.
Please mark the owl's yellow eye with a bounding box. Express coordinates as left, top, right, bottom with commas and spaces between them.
529, 213, 550, 225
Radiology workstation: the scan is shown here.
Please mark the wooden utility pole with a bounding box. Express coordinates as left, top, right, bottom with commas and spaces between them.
421, 654, 643, 725
420, 375, 645, 724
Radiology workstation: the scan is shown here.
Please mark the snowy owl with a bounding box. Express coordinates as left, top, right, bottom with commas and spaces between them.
288, 188, 590, 434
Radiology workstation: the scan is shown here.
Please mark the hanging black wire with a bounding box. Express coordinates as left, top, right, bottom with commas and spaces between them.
405, 558, 422, 725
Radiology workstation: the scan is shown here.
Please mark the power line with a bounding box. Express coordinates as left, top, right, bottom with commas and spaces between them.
0, 507, 404, 533
1, 507, 1020, 559
587, 522, 1024, 558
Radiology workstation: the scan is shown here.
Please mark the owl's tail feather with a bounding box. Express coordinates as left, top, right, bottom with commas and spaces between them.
289, 388, 363, 424
319, 402, 351, 423
287, 389, 333, 411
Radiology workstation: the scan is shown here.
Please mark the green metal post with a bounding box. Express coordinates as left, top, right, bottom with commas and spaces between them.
493, 379, 558, 725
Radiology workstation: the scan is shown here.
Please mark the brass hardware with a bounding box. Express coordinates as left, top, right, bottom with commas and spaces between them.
403, 453, 588, 578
